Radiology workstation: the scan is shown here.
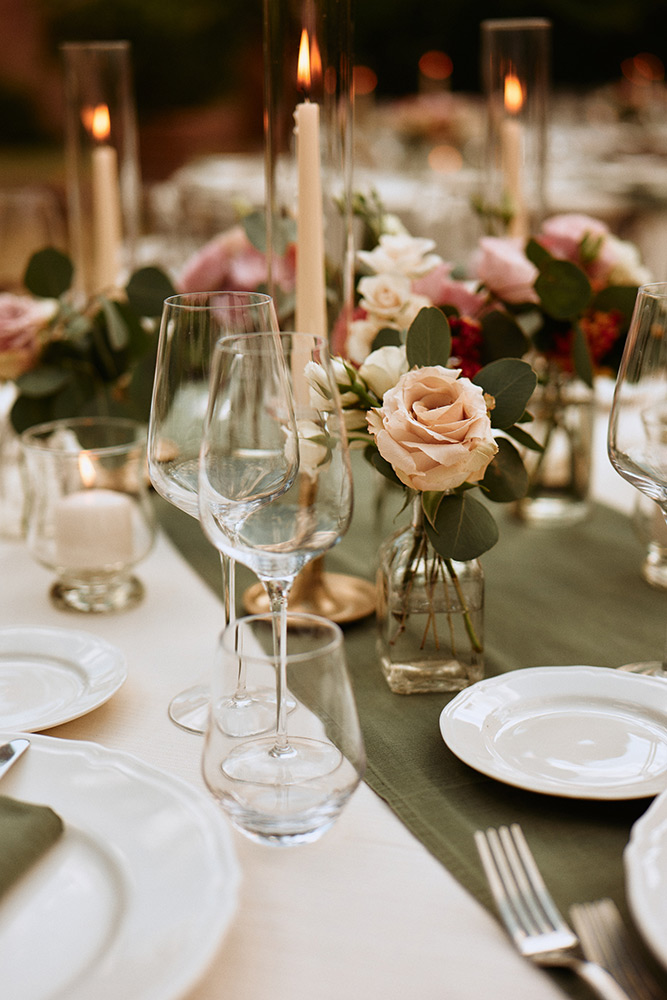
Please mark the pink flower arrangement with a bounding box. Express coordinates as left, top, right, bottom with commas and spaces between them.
0, 293, 55, 381
178, 223, 296, 298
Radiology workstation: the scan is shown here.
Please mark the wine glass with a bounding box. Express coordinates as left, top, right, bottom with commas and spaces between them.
147, 290, 280, 731
608, 281, 667, 676
202, 612, 366, 845
198, 331, 353, 770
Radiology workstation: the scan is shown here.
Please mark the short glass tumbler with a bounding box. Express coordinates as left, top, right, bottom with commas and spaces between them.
202, 613, 366, 846
21, 417, 155, 612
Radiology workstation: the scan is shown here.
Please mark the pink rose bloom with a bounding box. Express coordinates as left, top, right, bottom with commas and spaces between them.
178, 225, 295, 294
538, 214, 609, 264
0, 293, 53, 380
413, 263, 487, 317
472, 237, 539, 304
366, 366, 498, 492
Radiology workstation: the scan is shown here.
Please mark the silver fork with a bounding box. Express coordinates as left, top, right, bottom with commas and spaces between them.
571, 898, 666, 1000
475, 824, 632, 1000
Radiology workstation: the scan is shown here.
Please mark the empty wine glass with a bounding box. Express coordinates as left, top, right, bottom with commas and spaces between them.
199, 332, 353, 775
608, 282, 667, 676
147, 290, 280, 731
202, 612, 366, 845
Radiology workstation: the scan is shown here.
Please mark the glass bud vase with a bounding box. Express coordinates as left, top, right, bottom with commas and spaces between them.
514, 369, 594, 526
376, 498, 484, 694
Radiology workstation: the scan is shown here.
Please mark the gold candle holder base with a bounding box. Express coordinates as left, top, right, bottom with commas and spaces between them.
243, 557, 376, 624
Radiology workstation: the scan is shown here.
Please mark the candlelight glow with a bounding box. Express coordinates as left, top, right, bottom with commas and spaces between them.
79, 452, 96, 488
353, 65, 378, 96
297, 29, 321, 93
419, 50, 453, 82
621, 52, 665, 84
82, 104, 112, 142
504, 73, 524, 114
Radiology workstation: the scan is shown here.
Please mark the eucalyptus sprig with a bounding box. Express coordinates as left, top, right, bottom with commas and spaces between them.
11, 248, 175, 433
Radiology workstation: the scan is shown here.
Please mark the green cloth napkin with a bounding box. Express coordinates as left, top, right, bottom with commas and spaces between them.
0, 795, 64, 897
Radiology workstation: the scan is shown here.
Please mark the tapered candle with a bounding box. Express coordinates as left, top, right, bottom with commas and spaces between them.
88, 104, 122, 294
294, 29, 327, 344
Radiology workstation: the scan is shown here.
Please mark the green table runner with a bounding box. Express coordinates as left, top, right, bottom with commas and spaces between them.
156, 471, 667, 997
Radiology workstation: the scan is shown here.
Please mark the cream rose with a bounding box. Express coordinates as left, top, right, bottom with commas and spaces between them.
359, 345, 408, 398
366, 366, 498, 492
358, 273, 415, 320
357, 234, 442, 278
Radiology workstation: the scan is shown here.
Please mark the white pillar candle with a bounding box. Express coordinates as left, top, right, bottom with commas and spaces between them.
294, 99, 327, 343
55, 488, 134, 571
501, 74, 527, 239
90, 104, 122, 294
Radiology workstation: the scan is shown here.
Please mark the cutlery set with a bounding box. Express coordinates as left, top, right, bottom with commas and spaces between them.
475, 823, 664, 1000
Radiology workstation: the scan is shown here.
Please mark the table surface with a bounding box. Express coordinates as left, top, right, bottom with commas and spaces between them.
0, 404, 654, 1000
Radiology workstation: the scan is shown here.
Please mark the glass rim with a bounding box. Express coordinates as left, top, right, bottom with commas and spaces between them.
20, 415, 146, 456
220, 612, 344, 664
162, 291, 275, 312
637, 282, 667, 298
214, 331, 328, 353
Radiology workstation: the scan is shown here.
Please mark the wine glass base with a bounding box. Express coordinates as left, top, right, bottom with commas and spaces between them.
168, 685, 210, 734
216, 687, 283, 737
618, 660, 667, 677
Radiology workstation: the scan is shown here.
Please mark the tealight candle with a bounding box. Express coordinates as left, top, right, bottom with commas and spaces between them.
55, 488, 134, 571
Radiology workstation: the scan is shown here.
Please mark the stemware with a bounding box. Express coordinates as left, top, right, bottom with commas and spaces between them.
608, 281, 667, 676
198, 331, 353, 775
202, 612, 365, 845
147, 290, 280, 731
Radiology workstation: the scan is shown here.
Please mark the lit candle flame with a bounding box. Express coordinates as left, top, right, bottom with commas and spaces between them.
78, 452, 96, 488
504, 73, 524, 114
82, 104, 112, 142
297, 28, 321, 94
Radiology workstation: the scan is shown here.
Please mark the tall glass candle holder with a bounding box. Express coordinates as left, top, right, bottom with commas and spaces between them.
61, 41, 141, 300
262, 0, 354, 345
480, 18, 551, 239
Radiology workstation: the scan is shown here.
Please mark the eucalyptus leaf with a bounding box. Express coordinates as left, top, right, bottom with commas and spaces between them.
592, 284, 638, 320
525, 238, 552, 270
473, 358, 536, 429
101, 299, 130, 352
573, 321, 594, 388
24, 248, 73, 299
504, 423, 543, 452
481, 438, 529, 502
421, 490, 444, 529
424, 492, 499, 560
245, 211, 296, 256
364, 444, 403, 487
535, 259, 592, 320
371, 328, 404, 351
126, 267, 176, 317
480, 309, 529, 363
15, 366, 71, 398
406, 307, 451, 368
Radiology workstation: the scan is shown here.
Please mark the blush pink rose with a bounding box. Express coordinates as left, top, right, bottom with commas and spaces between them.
537, 214, 609, 264
413, 263, 487, 317
366, 366, 498, 491
472, 237, 539, 304
0, 293, 53, 380
178, 225, 295, 294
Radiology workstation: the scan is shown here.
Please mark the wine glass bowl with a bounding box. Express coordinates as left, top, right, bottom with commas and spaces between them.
202, 612, 366, 845
608, 282, 667, 676
147, 291, 280, 731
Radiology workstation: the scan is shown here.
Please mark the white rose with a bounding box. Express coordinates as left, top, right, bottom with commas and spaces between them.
366, 366, 498, 492
358, 273, 415, 320
285, 418, 330, 477
359, 345, 409, 398
305, 358, 357, 409
602, 236, 652, 286
346, 316, 387, 364
357, 234, 443, 278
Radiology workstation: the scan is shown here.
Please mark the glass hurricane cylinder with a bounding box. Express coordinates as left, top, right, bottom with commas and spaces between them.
376, 498, 484, 694
514, 369, 594, 526
262, 0, 354, 343
480, 18, 551, 239
61, 41, 141, 300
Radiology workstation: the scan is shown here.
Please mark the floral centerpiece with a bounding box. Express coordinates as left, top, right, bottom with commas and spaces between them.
338, 211, 648, 526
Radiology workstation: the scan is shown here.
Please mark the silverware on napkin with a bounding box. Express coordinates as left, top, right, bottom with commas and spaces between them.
571, 898, 666, 1000
475, 824, 632, 1000
0, 739, 29, 780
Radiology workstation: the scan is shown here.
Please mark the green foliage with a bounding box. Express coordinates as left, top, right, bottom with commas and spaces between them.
405, 307, 451, 368
10, 250, 176, 433
424, 492, 499, 561
473, 358, 537, 429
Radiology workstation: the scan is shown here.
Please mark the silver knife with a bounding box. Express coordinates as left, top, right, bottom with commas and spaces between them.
0, 738, 30, 779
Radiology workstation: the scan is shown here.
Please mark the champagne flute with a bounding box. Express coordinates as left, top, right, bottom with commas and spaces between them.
147, 290, 280, 731
608, 281, 667, 677
198, 331, 353, 770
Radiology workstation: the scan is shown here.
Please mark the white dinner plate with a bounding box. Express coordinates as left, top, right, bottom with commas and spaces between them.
439, 666, 667, 800
0, 626, 127, 732
625, 789, 667, 969
0, 732, 240, 1000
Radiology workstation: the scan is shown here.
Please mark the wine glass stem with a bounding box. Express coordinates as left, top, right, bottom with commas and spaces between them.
220, 553, 250, 702
266, 579, 292, 756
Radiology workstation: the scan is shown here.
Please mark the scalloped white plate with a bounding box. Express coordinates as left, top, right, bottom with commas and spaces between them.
0, 626, 126, 731
0, 732, 240, 1000
440, 665, 667, 799
625, 788, 667, 969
